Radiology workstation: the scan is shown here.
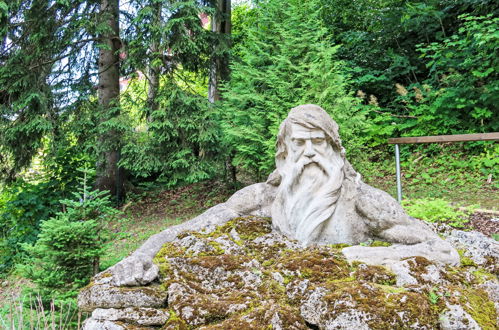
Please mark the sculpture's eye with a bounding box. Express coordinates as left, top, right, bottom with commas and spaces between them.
312, 138, 325, 145
292, 138, 305, 146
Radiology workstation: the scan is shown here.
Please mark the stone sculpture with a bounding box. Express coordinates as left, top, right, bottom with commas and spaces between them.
78, 105, 499, 329
89, 104, 459, 289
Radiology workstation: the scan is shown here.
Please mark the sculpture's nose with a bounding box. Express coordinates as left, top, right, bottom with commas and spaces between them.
304, 140, 316, 158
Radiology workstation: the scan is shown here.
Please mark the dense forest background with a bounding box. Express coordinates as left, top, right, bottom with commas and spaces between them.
0, 0, 497, 326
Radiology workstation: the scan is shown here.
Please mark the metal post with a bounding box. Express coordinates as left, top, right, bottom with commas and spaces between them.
395, 144, 402, 203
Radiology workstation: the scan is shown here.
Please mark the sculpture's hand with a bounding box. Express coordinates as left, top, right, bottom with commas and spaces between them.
342, 239, 460, 266
107, 253, 159, 287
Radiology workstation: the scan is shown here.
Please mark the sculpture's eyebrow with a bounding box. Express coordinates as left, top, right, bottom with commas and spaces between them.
310, 131, 325, 139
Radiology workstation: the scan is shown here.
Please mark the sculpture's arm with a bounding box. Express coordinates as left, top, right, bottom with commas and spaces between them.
347, 183, 460, 266
105, 182, 275, 287
355, 183, 438, 243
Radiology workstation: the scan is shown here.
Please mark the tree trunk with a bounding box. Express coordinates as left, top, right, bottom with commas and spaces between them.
146, 1, 162, 122
208, 0, 231, 103
208, 0, 235, 186
95, 0, 124, 202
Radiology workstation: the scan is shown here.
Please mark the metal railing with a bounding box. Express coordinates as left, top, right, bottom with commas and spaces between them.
387, 132, 499, 203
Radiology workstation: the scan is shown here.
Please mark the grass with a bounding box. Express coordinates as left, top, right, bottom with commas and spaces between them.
0, 293, 82, 330
356, 147, 498, 210
100, 180, 234, 270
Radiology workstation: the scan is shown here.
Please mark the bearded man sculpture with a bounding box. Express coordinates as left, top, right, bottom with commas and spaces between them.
102, 104, 459, 287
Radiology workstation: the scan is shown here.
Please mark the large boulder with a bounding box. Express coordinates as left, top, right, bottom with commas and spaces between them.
79, 216, 498, 329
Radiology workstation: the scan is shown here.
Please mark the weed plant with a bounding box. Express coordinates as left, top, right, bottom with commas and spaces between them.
0, 293, 83, 329
403, 198, 475, 228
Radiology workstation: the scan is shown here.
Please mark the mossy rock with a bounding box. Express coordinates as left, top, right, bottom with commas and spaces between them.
146, 216, 498, 329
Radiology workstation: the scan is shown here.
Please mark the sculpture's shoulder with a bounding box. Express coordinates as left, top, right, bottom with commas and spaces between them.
225, 181, 277, 217
354, 181, 411, 230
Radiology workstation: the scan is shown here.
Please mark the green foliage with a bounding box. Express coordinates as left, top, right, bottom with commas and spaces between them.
0, 180, 61, 275
320, 0, 498, 154
119, 75, 223, 187
221, 0, 363, 178
0, 140, 95, 276
412, 14, 499, 134
0, 0, 99, 180
21, 167, 118, 302
428, 288, 440, 305
403, 198, 475, 228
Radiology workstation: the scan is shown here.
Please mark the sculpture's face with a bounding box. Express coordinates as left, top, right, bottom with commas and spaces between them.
287, 123, 332, 164
273, 120, 345, 244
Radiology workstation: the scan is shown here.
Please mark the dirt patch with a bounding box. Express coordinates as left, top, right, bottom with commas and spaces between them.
470, 211, 499, 238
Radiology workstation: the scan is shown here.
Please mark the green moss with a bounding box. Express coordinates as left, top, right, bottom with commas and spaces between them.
374, 284, 407, 294
459, 288, 497, 330
328, 243, 351, 249
205, 240, 225, 255
404, 256, 434, 283
188, 254, 251, 271
211, 216, 273, 241
472, 268, 496, 284
321, 281, 440, 328
154, 241, 189, 260
276, 248, 350, 283
354, 264, 396, 285
163, 310, 190, 329
461, 256, 477, 267
100, 271, 112, 278
206, 303, 306, 329
370, 240, 392, 247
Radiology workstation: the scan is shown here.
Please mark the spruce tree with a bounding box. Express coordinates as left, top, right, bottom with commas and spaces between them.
221, 0, 363, 179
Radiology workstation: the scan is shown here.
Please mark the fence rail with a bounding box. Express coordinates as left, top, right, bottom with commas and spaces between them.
388, 132, 499, 144
387, 132, 499, 202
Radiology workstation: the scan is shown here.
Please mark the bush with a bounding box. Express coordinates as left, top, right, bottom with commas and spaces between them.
21, 168, 118, 306
0, 180, 61, 276
403, 198, 475, 228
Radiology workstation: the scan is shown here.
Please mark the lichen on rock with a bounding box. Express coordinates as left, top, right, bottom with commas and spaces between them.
81, 216, 498, 329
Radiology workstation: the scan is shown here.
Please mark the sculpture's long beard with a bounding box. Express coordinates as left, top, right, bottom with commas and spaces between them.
273, 153, 344, 245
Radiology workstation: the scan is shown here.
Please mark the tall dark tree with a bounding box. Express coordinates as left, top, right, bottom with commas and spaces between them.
208, 0, 231, 103
95, 0, 124, 200
0, 0, 99, 182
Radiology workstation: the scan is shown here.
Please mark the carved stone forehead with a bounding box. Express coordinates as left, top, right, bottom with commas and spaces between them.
285, 104, 342, 148
289, 123, 326, 139
275, 104, 343, 165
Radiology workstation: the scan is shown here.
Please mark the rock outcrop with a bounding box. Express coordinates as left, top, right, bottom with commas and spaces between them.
79, 216, 498, 329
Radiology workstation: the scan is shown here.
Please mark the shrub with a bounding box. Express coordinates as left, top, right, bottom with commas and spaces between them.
21, 168, 118, 305
403, 198, 474, 228
0, 180, 61, 276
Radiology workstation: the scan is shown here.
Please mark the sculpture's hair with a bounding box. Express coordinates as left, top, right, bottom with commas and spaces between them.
276, 104, 343, 163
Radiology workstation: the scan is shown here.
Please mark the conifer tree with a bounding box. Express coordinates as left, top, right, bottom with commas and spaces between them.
221, 0, 363, 179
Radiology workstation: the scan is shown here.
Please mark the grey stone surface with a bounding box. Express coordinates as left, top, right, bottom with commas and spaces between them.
80, 216, 498, 329
300, 287, 328, 326
78, 283, 167, 312
439, 304, 481, 330
91, 308, 170, 326
324, 310, 372, 330
447, 229, 499, 270
82, 319, 126, 330
342, 239, 460, 267
388, 259, 419, 287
